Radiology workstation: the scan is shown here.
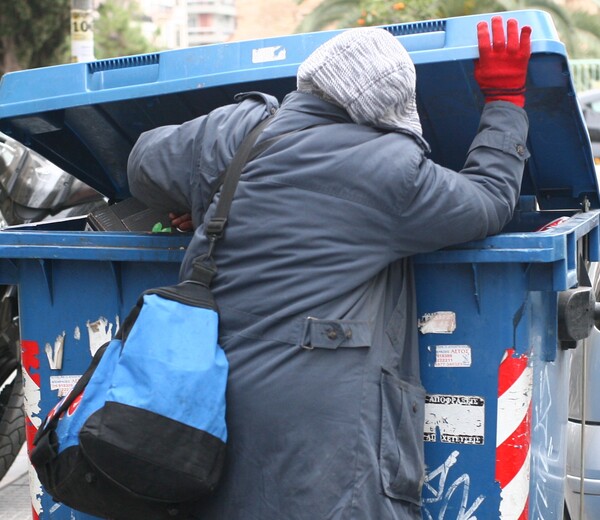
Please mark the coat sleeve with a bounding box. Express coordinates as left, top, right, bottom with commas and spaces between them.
127, 118, 201, 215
389, 101, 529, 256
127, 93, 278, 226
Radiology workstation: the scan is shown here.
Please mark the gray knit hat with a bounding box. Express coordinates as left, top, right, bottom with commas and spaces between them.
297, 27, 422, 136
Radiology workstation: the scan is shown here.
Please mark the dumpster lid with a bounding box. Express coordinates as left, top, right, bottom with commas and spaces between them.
0, 9, 596, 210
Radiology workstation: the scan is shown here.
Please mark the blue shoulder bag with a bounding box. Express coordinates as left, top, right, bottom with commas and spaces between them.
30, 115, 273, 520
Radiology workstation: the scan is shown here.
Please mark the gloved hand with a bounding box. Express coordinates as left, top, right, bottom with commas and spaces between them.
474, 16, 532, 108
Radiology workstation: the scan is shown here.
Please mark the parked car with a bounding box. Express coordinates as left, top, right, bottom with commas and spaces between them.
0, 133, 106, 482
564, 89, 600, 520
579, 89, 600, 163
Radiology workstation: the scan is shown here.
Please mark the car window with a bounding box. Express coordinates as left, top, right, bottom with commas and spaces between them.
0, 140, 20, 169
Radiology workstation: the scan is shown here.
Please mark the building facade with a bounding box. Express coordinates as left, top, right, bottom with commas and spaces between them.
187, 0, 236, 46
127, 0, 600, 49
135, 0, 317, 48
117, 0, 237, 49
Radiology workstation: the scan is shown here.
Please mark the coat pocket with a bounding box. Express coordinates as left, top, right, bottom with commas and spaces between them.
379, 370, 426, 505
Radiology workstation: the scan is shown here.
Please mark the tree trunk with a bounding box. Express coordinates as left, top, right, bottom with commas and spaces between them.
0, 36, 22, 75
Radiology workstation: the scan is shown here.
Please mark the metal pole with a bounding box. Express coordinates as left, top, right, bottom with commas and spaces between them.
70, 0, 95, 63
579, 337, 587, 520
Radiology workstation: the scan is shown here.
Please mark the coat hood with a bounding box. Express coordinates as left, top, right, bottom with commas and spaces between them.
296, 27, 422, 137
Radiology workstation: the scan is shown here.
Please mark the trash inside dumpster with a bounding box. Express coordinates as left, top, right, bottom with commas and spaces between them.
0, 9, 598, 520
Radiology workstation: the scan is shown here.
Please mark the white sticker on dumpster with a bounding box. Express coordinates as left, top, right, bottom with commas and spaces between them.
418, 311, 456, 334
434, 345, 472, 367
252, 45, 286, 63
87, 316, 115, 356
45, 331, 65, 370
424, 394, 485, 445
50, 375, 81, 397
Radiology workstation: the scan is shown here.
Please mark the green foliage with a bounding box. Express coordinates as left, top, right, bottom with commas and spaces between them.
433, 0, 506, 18
570, 9, 600, 58
357, 0, 437, 26
295, 0, 363, 33
0, 0, 157, 77
0, 0, 70, 74
296, 0, 600, 58
94, 0, 157, 59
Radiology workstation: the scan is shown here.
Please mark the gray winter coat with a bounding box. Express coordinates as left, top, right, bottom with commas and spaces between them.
127, 90, 529, 520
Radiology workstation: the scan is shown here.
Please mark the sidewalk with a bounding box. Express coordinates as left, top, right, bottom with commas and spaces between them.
0, 445, 33, 520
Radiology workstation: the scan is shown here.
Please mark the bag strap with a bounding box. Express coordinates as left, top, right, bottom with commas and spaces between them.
191, 117, 330, 287
205, 115, 274, 257
190, 115, 273, 287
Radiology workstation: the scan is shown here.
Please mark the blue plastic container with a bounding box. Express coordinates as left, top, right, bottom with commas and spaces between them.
415, 211, 600, 519
0, 9, 597, 520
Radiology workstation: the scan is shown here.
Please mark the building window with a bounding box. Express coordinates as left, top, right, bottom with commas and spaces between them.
188, 13, 213, 27
199, 13, 213, 27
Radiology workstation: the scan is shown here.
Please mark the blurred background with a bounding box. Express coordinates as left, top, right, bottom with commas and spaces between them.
0, 0, 598, 91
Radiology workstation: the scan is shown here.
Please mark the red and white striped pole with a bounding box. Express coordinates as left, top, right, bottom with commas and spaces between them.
496, 348, 533, 519
21, 340, 42, 520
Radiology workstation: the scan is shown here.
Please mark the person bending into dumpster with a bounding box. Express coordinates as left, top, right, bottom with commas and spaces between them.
127, 16, 531, 520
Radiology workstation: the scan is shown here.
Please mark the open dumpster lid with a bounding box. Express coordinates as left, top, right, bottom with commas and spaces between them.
0, 9, 597, 210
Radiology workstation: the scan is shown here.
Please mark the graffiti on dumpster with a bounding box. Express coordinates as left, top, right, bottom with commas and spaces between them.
422, 450, 485, 520
530, 363, 553, 519
424, 394, 485, 445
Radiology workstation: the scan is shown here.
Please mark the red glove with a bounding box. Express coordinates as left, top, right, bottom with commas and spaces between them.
474, 16, 532, 108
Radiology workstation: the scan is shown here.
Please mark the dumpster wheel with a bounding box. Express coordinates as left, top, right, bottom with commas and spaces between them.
0, 287, 24, 482
0, 367, 25, 481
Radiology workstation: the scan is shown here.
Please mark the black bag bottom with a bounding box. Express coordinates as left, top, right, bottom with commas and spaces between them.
34, 446, 202, 520
80, 402, 226, 502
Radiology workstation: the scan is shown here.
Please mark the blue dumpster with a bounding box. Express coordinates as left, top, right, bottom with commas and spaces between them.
0, 9, 597, 520
415, 213, 600, 519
